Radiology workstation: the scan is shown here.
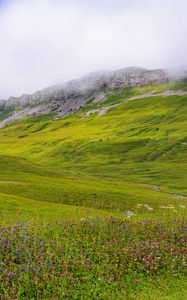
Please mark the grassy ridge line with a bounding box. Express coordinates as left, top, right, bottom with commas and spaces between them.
84, 81, 185, 108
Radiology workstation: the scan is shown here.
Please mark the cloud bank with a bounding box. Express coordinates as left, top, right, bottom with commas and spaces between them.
0, 0, 187, 98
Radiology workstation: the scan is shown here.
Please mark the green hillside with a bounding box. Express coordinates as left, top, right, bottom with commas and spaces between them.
0, 82, 187, 299
0, 84, 187, 211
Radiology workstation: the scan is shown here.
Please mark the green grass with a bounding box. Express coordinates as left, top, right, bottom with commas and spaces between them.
0, 192, 122, 226
0, 110, 12, 121
171, 78, 187, 91
0, 82, 187, 299
0, 92, 186, 199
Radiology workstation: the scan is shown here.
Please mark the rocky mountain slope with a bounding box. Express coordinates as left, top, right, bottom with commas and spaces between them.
0, 66, 186, 128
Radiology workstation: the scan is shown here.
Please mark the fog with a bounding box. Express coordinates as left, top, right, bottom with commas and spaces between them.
0, 0, 187, 99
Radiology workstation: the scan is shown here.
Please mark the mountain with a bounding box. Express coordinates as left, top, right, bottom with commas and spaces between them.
1, 66, 187, 299
0, 67, 170, 127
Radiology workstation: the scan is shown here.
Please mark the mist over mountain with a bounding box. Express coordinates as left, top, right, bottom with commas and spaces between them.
0, 66, 186, 109
0, 67, 169, 105
0, 67, 167, 111
0, 66, 186, 129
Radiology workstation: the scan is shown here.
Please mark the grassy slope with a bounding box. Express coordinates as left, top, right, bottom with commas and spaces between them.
0, 82, 187, 299
0, 89, 186, 213
0, 111, 12, 121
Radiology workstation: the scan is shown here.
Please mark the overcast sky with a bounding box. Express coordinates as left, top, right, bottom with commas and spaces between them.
0, 0, 187, 99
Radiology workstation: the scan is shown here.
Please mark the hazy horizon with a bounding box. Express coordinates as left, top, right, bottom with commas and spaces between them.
0, 0, 187, 99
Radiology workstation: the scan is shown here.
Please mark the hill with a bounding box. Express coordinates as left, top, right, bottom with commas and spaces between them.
0, 71, 187, 299
0, 79, 187, 213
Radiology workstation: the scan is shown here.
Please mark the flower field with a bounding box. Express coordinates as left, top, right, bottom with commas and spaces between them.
1, 217, 186, 299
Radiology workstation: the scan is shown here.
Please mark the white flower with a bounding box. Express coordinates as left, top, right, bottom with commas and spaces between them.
144, 204, 153, 210
127, 210, 134, 217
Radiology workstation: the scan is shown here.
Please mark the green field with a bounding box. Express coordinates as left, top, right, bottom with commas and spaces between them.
0, 82, 187, 299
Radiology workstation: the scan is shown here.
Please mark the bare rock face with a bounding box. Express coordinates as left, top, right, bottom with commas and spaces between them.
1, 67, 169, 112
0, 100, 5, 110
0, 67, 172, 127
109, 68, 168, 88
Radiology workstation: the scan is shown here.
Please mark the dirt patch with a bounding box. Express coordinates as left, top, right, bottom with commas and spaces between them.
152, 185, 160, 192
171, 194, 187, 199
83, 103, 119, 117
83, 90, 187, 117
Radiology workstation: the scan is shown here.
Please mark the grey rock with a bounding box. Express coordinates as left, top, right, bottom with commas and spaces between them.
0, 66, 185, 127
0, 67, 168, 112
0, 100, 5, 110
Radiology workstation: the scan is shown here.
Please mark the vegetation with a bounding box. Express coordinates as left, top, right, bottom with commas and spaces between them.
0, 82, 187, 299
0, 111, 12, 122
1, 218, 186, 299
171, 78, 187, 91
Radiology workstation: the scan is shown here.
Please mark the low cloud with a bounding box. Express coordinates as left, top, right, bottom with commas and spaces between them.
0, 0, 187, 98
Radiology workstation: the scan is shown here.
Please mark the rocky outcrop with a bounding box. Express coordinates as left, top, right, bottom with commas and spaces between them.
0, 66, 181, 127
0, 100, 5, 110
0, 67, 169, 112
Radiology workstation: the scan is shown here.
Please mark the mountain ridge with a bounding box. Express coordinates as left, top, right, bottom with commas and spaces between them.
0, 66, 186, 128
0, 67, 168, 109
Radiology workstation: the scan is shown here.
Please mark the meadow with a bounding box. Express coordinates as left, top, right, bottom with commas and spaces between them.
0, 82, 187, 299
